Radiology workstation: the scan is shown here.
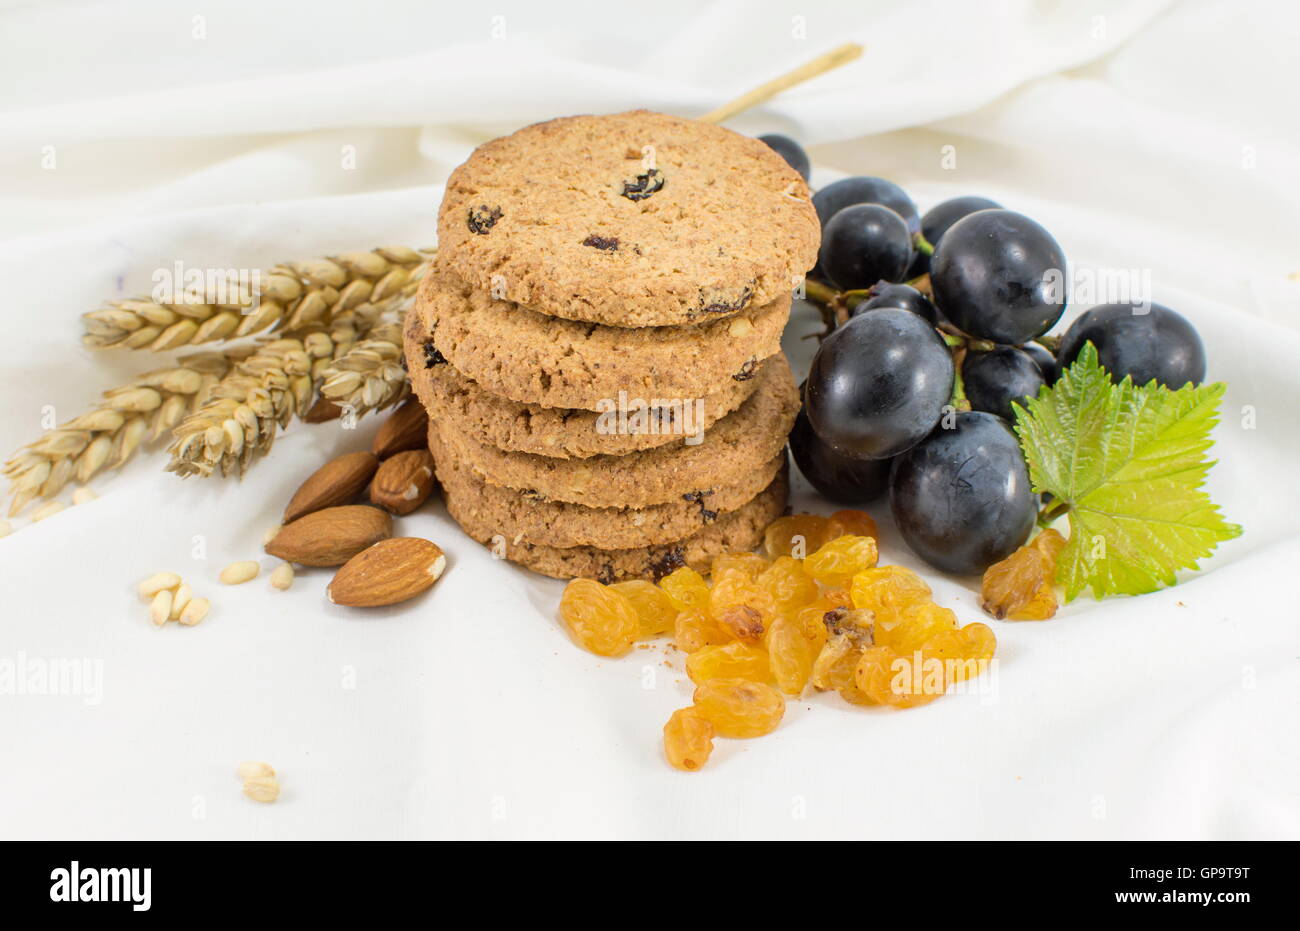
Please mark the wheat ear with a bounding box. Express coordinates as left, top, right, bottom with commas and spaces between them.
316, 318, 410, 419
165, 339, 325, 479
3, 353, 234, 516
82, 246, 429, 351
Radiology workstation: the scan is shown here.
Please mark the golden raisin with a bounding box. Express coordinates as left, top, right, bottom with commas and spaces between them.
825, 509, 879, 542
673, 609, 730, 653
692, 678, 786, 738
811, 622, 875, 705
709, 567, 777, 631
823, 606, 873, 635
763, 513, 833, 559
1033, 527, 1068, 561
756, 556, 819, 615
854, 644, 943, 709
791, 590, 851, 656
663, 707, 715, 772
766, 613, 816, 695
610, 579, 676, 638
558, 579, 639, 657
980, 528, 1066, 620
686, 641, 773, 685
804, 535, 879, 586
711, 551, 770, 579
850, 565, 932, 625
659, 566, 710, 613
923, 622, 997, 684
716, 604, 765, 642
874, 601, 959, 655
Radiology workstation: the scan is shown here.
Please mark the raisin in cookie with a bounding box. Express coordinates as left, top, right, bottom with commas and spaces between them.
436, 110, 819, 328
408, 262, 788, 411
430, 353, 798, 509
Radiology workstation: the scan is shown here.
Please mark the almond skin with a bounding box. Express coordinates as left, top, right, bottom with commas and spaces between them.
265, 505, 392, 567
327, 537, 446, 607
283, 451, 378, 523
370, 449, 436, 516
302, 396, 343, 424
372, 397, 429, 460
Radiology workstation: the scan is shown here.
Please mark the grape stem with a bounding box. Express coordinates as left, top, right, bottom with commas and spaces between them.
941, 328, 994, 353
1035, 333, 1062, 354
1037, 498, 1070, 527
912, 234, 935, 257
803, 277, 872, 332
803, 277, 838, 306
801, 274, 945, 339
802, 277, 842, 335
948, 347, 972, 412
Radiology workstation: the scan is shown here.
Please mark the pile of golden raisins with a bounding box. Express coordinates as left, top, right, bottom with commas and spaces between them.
558, 510, 1010, 772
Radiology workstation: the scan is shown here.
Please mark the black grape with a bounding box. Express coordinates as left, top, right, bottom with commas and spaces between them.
930, 209, 1067, 344
789, 399, 892, 503
757, 133, 810, 181
1020, 341, 1057, 384
889, 412, 1036, 575
923, 195, 1002, 246
849, 282, 939, 325
1055, 302, 1206, 388
818, 204, 913, 290
961, 347, 1046, 422
908, 195, 1001, 277
805, 308, 953, 459
812, 176, 920, 235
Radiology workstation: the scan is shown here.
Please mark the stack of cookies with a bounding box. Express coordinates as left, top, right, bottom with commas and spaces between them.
404, 110, 820, 581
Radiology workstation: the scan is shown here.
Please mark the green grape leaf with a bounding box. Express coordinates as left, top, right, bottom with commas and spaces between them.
1012, 342, 1241, 601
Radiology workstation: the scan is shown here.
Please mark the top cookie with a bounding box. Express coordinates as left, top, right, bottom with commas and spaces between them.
437, 110, 820, 328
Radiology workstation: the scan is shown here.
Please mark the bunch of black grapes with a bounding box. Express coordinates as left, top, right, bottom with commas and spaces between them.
759, 135, 1208, 576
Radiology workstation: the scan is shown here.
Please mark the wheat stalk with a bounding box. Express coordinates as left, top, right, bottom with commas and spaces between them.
698, 42, 864, 124
3, 352, 234, 516
82, 246, 429, 351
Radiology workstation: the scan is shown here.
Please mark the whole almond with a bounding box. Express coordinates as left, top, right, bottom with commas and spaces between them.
265, 505, 392, 567
370, 449, 436, 515
372, 397, 429, 460
283, 450, 378, 523
327, 537, 446, 607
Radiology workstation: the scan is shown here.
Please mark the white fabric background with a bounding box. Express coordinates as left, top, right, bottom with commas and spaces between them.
1, 0, 1297, 839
